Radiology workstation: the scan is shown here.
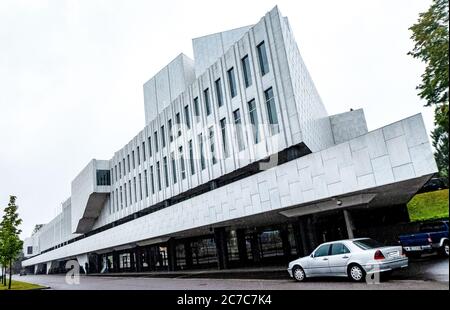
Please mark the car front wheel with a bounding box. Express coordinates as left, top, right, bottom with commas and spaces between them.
348, 264, 366, 282
292, 266, 306, 282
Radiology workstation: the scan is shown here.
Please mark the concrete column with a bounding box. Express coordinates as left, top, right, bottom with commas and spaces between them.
291, 221, 306, 257
250, 232, 261, 263
112, 251, 120, 272
214, 227, 229, 270
135, 247, 142, 272
279, 227, 292, 261
46, 261, 52, 274
184, 240, 193, 269
130, 250, 136, 272
236, 229, 248, 265
343, 209, 355, 239
167, 238, 177, 271
34, 264, 39, 275
76, 254, 89, 274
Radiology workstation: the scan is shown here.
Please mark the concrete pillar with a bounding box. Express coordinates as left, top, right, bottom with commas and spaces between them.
214, 227, 229, 270
130, 249, 136, 272
236, 229, 248, 265
112, 251, 120, 272
76, 254, 89, 274
148, 246, 156, 271
46, 261, 53, 274
184, 241, 193, 269
343, 209, 355, 239
250, 232, 261, 263
167, 238, 177, 271
34, 264, 39, 275
291, 221, 306, 257
279, 227, 292, 261
135, 247, 142, 272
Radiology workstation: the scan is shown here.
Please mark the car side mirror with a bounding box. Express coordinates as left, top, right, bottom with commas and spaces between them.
310, 253, 314, 258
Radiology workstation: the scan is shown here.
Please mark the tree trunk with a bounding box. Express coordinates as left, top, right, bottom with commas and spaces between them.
3, 266, 5, 286
8, 260, 12, 289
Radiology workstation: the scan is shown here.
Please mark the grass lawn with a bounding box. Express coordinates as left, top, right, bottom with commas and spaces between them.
407, 189, 449, 222
0, 279, 45, 290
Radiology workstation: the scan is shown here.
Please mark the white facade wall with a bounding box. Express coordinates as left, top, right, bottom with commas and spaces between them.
22, 114, 437, 266
192, 25, 253, 78
101, 6, 334, 231
143, 54, 196, 124
330, 109, 368, 144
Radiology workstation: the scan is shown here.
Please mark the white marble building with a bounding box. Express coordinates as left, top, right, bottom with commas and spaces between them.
22, 6, 437, 274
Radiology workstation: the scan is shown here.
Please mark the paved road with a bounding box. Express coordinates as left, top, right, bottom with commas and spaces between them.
13, 257, 448, 290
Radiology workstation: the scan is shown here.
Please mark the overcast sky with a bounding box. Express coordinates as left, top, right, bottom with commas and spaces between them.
0, 0, 434, 239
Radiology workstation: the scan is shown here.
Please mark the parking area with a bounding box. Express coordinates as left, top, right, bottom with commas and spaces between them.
13, 256, 448, 290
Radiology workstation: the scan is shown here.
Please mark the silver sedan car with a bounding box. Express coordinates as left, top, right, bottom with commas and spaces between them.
287, 238, 408, 282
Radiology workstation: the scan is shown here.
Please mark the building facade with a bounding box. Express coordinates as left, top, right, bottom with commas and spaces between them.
23, 6, 437, 274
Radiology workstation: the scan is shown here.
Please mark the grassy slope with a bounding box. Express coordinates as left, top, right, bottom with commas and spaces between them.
0, 280, 45, 290
407, 189, 449, 222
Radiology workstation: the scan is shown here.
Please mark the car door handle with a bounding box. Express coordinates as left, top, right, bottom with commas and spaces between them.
322, 258, 328, 261
342, 256, 349, 259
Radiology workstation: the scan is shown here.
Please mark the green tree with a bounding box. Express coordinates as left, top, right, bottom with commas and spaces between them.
431, 122, 449, 181
0, 196, 23, 289
409, 0, 449, 180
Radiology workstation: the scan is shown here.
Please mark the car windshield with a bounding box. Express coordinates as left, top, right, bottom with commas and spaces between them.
353, 239, 383, 250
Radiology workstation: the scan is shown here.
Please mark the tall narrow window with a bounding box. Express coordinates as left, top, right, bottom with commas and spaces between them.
148, 136, 152, 157
227, 67, 237, 98
161, 125, 166, 148
150, 166, 155, 194
128, 180, 132, 205
132, 151, 135, 169
208, 126, 217, 165
215, 78, 223, 107
138, 173, 143, 200
142, 141, 146, 161
264, 87, 279, 135
189, 140, 195, 175
193, 97, 200, 122
127, 155, 130, 172
220, 118, 229, 158
119, 162, 122, 178
248, 99, 260, 143
175, 113, 181, 136
111, 168, 114, 184
115, 165, 118, 182
119, 186, 123, 209
233, 109, 245, 151
110, 191, 114, 214
168, 119, 173, 142
137, 146, 140, 165
184, 105, 191, 129
133, 177, 137, 203
115, 189, 119, 212
124, 183, 128, 208
198, 133, 206, 170
242, 55, 252, 87
122, 158, 126, 175
257, 41, 270, 75
154, 131, 158, 152
171, 152, 177, 184
156, 161, 161, 191
144, 170, 149, 197
179, 146, 186, 180
204, 88, 211, 116
163, 156, 169, 187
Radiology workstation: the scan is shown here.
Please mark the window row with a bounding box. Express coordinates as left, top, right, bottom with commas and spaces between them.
110, 86, 279, 213
110, 41, 271, 185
